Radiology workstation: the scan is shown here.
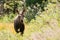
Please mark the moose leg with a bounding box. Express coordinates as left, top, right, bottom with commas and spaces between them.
20, 23, 25, 36
14, 23, 19, 33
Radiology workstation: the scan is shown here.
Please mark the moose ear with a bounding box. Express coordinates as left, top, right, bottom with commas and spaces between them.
16, 9, 19, 14
23, 8, 26, 12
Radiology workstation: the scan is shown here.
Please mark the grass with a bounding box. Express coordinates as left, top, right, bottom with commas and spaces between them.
0, 2, 60, 40
0, 15, 60, 39
0, 17, 60, 40
0, 23, 16, 34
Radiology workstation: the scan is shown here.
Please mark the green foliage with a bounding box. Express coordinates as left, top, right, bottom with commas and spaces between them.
25, 0, 47, 6
0, 13, 16, 23
0, 1, 60, 40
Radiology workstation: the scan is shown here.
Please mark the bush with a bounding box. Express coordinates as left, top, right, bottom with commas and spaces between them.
0, 13, 16, 23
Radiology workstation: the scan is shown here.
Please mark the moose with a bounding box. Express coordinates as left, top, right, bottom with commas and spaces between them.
14, 8, 25, 36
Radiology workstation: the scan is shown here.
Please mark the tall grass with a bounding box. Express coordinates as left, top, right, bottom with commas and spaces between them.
0, 3, 60, 40
0, 13, 17, 23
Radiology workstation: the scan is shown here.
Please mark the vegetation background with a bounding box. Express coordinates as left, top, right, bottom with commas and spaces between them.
0, 0, 60, 40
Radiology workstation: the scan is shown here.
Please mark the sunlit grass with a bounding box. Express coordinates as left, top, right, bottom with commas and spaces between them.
0, 23, 16, 34
0, 2, 60, 40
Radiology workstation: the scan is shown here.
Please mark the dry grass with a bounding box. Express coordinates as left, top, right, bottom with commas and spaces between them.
0, 23, 16, 34
0, 18, 60, 40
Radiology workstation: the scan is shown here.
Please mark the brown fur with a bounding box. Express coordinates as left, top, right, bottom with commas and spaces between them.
14, 8, 25, 36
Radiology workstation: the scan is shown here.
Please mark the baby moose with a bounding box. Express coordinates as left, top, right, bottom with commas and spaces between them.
14, 8, 25, 36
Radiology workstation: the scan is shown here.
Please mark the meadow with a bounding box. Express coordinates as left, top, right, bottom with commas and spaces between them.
0, 2, 60, 40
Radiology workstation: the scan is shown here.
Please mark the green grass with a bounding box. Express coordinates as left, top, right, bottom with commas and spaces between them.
0, 2, 60, 40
